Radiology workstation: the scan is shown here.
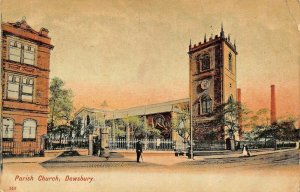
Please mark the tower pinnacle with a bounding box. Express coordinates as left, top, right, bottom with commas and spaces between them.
220, 23, 225, 38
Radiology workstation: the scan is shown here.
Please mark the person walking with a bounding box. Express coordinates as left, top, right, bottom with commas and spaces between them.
136, 140, 143, 163
242, 144, 250, 157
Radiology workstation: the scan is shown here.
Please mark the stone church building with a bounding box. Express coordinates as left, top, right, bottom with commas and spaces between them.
188, 25, 239, 147
74, 25, 241, 150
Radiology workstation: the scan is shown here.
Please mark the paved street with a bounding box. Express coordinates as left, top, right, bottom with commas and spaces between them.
1, 149, 299, 192
35, 149, 299, 169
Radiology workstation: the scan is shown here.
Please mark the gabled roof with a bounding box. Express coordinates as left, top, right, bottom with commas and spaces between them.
2, 19, 53, 46
74, 107, 112, 117
8, 20, 40, 35
74, 98, 190, 120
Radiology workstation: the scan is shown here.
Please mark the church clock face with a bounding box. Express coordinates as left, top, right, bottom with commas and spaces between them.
201, 79, 210, 90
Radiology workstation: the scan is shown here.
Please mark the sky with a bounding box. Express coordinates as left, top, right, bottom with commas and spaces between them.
1, 0, 299, 122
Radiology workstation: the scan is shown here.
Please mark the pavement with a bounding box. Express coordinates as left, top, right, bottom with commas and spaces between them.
3, 148, 297, 165
2, 148, 299, 192
194, 148, 297, 160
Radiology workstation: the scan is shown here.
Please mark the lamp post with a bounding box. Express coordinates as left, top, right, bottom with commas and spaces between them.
189, 53, 194, 160
0, 13, 3, 173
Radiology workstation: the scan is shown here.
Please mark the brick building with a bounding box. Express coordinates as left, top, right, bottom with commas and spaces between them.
1, 19, 53, 155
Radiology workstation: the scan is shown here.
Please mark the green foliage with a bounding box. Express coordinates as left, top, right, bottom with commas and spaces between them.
111, 119, 126, 138
120, 116, 161, 139
209, 99, 241, 140
70, 118, 82, 138
48, 77, 74, 143
247, 110, 299, 149
171, 109, 190, 139
49, 77, 74, 127
253, 117, 299, 142
124, 116, 160, 138
114, 128, 126, 138
51, 124, 71, 144
127, 116, 144, 138
143, 123, 161, 138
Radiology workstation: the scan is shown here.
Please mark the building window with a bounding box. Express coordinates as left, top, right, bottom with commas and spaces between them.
7, 74, 34, 102
200, 53, 210, 71
196, 55, 201, 73
23, 119, 37, 140
3, 118, 14, 140
201, 95, 212, 114
229, 53, 232, 71
8, 39, 36, 65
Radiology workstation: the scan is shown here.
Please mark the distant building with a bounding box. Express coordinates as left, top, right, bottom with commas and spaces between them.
1, 19, 53, 155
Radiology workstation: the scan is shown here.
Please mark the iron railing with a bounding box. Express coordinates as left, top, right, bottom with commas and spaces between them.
46, 137, 89, 150
3, 141, 40, 157
109, 139, 178, 151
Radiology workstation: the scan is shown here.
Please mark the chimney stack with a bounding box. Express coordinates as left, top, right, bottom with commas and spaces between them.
237, 88, 241, 104
271, 85, 276, 123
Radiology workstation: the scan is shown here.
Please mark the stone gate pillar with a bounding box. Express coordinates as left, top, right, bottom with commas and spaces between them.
88, 134, 93, 156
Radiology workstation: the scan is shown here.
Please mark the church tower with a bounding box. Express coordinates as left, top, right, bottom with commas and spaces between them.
188, 25, 238, 144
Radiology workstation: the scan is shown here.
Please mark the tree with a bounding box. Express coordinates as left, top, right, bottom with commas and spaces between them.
208, 99, 240, 145
123, 116, 161, 139
277, 116, 299, 141
126, 116, 143, 139
143, 122, 161, 139
250, 108, 271, 146
171, 109, 190, 140
250, 110, 299, 149
70, 118, 82, 138
113, 119, 126, 138
48, 77, 74, 143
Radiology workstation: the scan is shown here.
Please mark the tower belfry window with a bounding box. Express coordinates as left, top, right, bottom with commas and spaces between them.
229, 53, 232, 71
200, 53, 210, 71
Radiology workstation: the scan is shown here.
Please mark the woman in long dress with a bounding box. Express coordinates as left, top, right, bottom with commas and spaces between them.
242, 144, 250, 157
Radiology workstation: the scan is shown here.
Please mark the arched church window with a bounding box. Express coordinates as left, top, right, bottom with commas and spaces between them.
196, 55, 201, 73
229, 53, 232, 71
153, 114, 166, 128
201, 95, 212, 114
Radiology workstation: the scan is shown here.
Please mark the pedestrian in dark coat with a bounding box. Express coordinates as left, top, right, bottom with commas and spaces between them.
136, 140, 143, 163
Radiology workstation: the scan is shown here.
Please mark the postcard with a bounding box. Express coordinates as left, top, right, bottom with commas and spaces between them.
0, 0, 299, 192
